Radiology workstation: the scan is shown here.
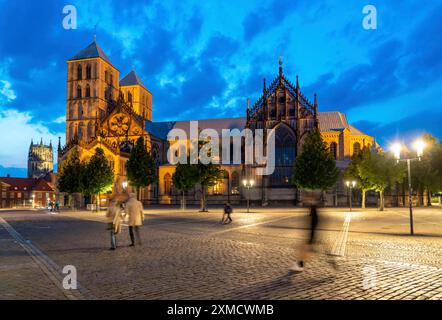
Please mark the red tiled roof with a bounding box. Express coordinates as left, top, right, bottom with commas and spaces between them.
0, 177, 54, 192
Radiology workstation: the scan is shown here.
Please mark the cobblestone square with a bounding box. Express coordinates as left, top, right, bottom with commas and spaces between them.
1, 206, 442, 300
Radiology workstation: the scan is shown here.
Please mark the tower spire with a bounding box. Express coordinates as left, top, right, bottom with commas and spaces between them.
278, 56, 283, 80
263, 78, 267, 96
57, 136, 61, 152
296, 75, 299, 89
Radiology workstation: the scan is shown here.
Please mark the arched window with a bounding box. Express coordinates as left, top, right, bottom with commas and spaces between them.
105, 70, 109, 83
78, 122, 84, 139
353, 142, 361, 155
77, 85, 82, 98
164, 173, 172, 196
128, 92, 132, 103
270, 124, 296, 187
110, 73, 113, 86
87, 122, 94, 140
231, 171, 240, 194
85, 84, 91, 98
330, 142, 338, 159
86, 64, 91, 79
77, 65, 82, 80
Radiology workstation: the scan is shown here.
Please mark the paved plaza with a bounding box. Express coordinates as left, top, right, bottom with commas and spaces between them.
1, 206, 442, 300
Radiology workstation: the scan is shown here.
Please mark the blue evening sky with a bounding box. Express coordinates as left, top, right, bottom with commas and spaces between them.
0, 0, 441, 175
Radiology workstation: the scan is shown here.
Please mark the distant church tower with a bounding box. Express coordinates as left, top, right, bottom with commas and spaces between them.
28, 139, 53, 178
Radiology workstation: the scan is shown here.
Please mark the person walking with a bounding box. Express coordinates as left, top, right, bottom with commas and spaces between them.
106, 199, 124, 250
55, 200, 60, 212
221, 202, 233, 224
125, 193, 144, 246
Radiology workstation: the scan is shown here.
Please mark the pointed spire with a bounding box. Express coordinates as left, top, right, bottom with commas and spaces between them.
49, 140, 52, 147
278, 56, 283, 81
263, 78, 267, 96
40, 137, 43, 145
296, 75, 299, 89
30, 139, 33, 147
246, 98, 250, 120
57, 137, 61, 152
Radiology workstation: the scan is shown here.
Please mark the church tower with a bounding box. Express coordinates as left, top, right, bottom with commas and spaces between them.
120, 70, 152, 121
28, 139, 53, 178
66, 39, 120, 143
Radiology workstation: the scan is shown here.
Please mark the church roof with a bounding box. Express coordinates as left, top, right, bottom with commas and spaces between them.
120, 70, 146, 88
0, 177, 54, 192
69, 40, 113, 65
146, 112, 369, 140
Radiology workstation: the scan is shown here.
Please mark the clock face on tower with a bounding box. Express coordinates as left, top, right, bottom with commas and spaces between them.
110, 113, 130, 135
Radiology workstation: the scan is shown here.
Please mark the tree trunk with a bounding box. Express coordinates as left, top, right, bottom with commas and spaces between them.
362, 189, 366, 209
426, 190, 432, 206
96, 193, 100, 212
181, 191, 186, 210
379, 190, 384, 211
200, 186, 207, 212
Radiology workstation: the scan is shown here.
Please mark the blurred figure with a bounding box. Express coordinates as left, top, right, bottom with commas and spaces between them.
221, 202, 233, 224
48, 200, 54, 212
290, 191, 320, 273
125, 193, 144, 246
106, 199, 124, 250
55, 200, 60, 212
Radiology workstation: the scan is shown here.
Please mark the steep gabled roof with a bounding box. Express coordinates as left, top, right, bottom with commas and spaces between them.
120, 70, 146, 87
69, 40, 113, 66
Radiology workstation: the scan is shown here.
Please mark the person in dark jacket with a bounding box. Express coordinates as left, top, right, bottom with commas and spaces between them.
222, 203, 233, 224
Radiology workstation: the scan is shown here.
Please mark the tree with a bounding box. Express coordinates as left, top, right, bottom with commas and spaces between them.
82, 148, 114, 210
292, 129, 340, 195
57, 147, 84, 209
411, 134, 440, 206
359, 151, 405, 211
195, 161, 223, 212
126, 136, 157, 200
172, 162, 199, 210
343, 147, 374, 208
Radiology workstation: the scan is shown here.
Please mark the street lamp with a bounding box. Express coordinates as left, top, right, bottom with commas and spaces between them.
345, 180, 357, 212
391, 139, 425, 235
242, 179, 255, 213
122, 181, 128, 190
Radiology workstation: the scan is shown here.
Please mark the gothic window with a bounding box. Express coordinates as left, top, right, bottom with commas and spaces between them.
128, 92, 132, 103
77, 85, 82, 98
110, 73, 113, 86
86, 64, 91, 79
77, 65, 82, 80
270, 125, 296, 187
330, 142, 338, 159
85, 84, 91, 98
231, 171, 240, 194
78, 123, 84, 139
164, 173, 172, 196
69, 123, 74, 140
105, 70, 109, 83
353, 142, 361, 155
87, 122, 94, 140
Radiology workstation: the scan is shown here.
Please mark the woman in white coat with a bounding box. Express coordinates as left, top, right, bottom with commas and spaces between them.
125, 193, 144, 246
106, 199, 124, 250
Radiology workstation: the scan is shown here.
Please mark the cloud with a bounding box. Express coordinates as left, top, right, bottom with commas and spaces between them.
0, 80, 16, 102
0, 109, 64, 168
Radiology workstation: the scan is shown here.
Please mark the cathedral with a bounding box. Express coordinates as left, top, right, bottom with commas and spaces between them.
58, 40, 376, 207
28, 139, 54, 178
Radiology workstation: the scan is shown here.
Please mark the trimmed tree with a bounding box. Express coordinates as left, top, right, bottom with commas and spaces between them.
343, 146, 374, 208
358, 151, 405, 211
126, 136, 157, 201
172, 162, 199, 210
196, 161, 224, 212
82, 148, 114, 210
57, 147, 84, 209
292, 129, 340, 200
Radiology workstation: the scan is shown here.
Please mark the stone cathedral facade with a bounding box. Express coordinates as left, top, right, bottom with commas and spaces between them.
28, 139, 54, 179
58, 40, 376, 207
